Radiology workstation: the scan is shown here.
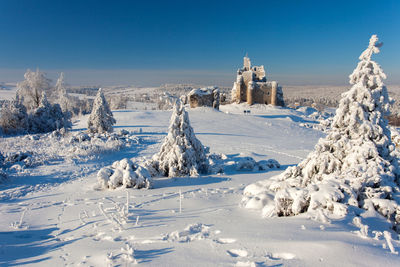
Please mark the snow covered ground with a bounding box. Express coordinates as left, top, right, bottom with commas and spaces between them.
1, 104, 399, 266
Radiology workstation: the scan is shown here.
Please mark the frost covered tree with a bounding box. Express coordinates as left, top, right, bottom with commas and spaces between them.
242, 35, 400, 230
0, 95, 28, 135
54, 73, 70, 113
17, 69, 51, 110
29, 91, 71, 133
150, 100, 208, 177
87, 88, 116, 133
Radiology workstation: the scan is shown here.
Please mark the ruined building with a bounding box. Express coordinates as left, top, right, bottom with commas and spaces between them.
231, 56, 284, 106
188, 87, 220, 109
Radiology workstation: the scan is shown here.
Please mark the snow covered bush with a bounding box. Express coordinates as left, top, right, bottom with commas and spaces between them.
207, 153, 280, 174
0, 169, 7, 183
0, 129, 141, 175
390, 127, 400, 149
54, 73, 72, 118
149, 100, 208, 177
28, 92, 71, 133
87, 88, 116, 133
242, 35, 400, 231
0, 95, 28, 135
97, 158, 152, 189
0, 152, 6, 183
17, 69, 51, 110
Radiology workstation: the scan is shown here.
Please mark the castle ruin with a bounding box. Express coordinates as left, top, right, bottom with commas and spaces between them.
188, 86, 220, 109
231, 56, 284, 106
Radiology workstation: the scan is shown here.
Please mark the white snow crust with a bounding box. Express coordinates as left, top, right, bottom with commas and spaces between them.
1, 102, 399, 266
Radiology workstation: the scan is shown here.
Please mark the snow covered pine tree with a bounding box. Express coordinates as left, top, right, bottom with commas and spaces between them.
149, 100, 208, 177
87, 88, 116, 133
242, 35, 400, 231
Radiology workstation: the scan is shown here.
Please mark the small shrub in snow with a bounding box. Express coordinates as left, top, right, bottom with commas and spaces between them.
208, 153, 280, 174
0, 168, 7, 183
257, 159, 281, 171
148, 100, 208, 177
87, 88, 116, 133
29, 92, 71, 133
97, 158, 152, 189
242, 35, 400, 231
3, 152, 31, 166
0, 95, 28, 135
1, 129, 140, 176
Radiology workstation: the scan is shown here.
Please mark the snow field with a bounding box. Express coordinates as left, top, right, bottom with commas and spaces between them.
0, 104, 399, 266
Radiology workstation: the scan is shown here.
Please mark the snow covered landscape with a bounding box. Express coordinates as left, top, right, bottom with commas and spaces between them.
2, 102, 399, 266
1, 35, 400, 266
1, 1, 400, 266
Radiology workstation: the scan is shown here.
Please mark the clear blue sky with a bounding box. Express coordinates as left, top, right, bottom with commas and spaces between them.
0, 0, 399, 86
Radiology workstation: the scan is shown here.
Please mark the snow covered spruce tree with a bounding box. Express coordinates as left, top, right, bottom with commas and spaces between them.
87, 88, 116, 133
150, 100, 208, 177
242, 35, 400, 230
0, 95, 28, 135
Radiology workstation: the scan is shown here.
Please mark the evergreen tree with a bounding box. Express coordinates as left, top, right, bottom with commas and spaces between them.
87, 88, 116, 133
242, 35, 400, 230
150, 100, 208, 177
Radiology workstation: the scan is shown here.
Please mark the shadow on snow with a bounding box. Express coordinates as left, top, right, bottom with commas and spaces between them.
0, 227, 78, 266
153, 176, 230, 189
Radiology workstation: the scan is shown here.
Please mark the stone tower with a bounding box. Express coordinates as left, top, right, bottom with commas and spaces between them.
231, 56, 283, 106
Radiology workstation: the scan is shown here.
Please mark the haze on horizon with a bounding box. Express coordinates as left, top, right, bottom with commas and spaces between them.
0, 0, 399, 87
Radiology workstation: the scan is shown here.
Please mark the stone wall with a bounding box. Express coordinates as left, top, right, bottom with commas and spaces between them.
188, 87, 220, 109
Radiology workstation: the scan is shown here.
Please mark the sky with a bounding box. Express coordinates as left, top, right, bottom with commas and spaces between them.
0, 0, 399, 87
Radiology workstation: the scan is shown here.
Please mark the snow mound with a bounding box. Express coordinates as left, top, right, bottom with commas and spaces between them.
163, 223, 210, 242
242, 35, 400, 232
208, 153, 280, 174
296, 106, 318, 116
97, 158, 152, 189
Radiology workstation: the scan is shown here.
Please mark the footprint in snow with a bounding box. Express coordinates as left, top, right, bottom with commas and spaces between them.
235, 261, 256, 267
215, 238, 236, 244
268, 252, 296, 260
227, 249, 248, 257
